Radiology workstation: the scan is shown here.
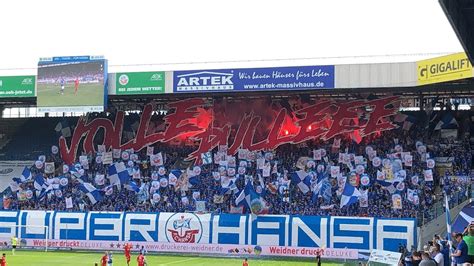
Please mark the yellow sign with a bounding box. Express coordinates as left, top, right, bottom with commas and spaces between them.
417, 52, 473, 85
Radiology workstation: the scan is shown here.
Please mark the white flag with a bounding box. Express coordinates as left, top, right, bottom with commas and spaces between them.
330, 166, 340, 177
65, 197, 73, 209
151, 153, 164, 166
102, 152, 113, 165
359, 189, 368, 207
424, 169, 433, 181
262, 163, 271, 177
97, 145, 106, 153
112, 149, 121, 159
146, 146, 154, 156
313, 149, 322, 161
44, 162, 55, 174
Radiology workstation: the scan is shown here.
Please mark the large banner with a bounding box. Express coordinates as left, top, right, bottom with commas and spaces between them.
59, 96, 400, 164
116, 72, 165, 95
0, 211, 416, 254
0, 76, 35, 98
20, 239, 357, 260
173, 65, 335, 93
417, 52, 473, 85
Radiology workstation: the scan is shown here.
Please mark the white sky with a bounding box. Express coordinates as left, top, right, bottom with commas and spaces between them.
0, 0, 464, 75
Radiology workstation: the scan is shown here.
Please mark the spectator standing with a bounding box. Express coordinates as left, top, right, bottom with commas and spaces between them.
419, 252, 436, 266
463, 226, 474, 263
430, 244, 444, 266
412, 251, 422, 266
451, 233, 469, 265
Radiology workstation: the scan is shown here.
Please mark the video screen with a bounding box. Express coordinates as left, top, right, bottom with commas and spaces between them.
37, 56, 107, 112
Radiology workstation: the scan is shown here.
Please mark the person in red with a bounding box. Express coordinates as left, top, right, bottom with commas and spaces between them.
124, 243, 132, 265
242, 258, 249, 266
74, 77, 79, 95
1, 253, 6, 266
137, 253, 145, 266
100, 251, 108, 266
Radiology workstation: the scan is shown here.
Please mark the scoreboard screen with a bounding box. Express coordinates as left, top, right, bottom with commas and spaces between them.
37, 56, 107, 113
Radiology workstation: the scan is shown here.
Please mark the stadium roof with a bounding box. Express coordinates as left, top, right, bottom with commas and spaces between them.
440, 0, 474, 64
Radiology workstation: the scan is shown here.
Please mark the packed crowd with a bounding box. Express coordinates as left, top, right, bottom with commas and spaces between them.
1, 113, 472, 223
399, 224, 474, 266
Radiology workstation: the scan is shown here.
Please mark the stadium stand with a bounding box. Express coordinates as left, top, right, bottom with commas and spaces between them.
1, 107, 472, 228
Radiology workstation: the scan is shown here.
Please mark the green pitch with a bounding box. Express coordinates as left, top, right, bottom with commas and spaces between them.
3, 250, 346, 265
37, 83, 104, 107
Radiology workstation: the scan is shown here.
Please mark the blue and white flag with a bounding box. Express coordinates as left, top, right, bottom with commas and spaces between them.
312, 178, 331, 203
69, 164, 83, 178
311, 174, 323, 193
220, 177, 238, 195
445, 192, 453, 250
340, 183, 361, 208
35, 177, 54, 200
452, 203, 474, 234
34, 174, 47, 191
107, 162, 130, 186
125, 181, 140, 193
168, 169, 182, 186
291, 170, 311, 194
235, 182, 253, 208
188, 168, 200, 187
137, 183, 149, 202
37, 184, 53, 200
12, 167, 32, 184
79, 182, 103, 205
321, 180, 332, 201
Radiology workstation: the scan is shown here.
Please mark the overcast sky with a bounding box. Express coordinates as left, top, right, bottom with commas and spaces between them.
0, 0, 464, 75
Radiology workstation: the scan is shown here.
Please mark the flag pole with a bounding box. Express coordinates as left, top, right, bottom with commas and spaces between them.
444, 192, 453, 252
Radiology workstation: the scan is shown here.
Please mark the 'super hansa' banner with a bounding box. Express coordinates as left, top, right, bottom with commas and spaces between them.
0, 211, 416, 254
59, 96, 400, 164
